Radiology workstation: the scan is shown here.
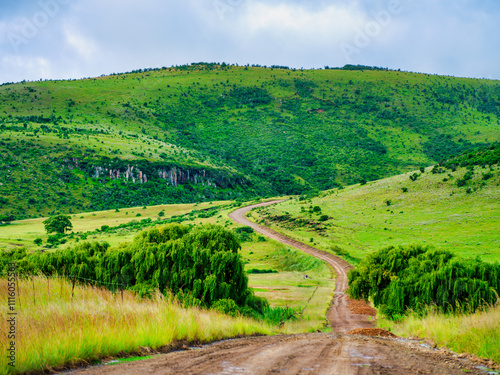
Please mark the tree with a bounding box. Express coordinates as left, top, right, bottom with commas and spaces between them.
43, 215, 73, 234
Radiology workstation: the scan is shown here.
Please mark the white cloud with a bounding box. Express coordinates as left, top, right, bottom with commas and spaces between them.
2, 55, 53, 81
63, 21, 97, 61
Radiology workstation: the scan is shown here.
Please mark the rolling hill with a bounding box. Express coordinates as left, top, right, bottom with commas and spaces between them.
1, 63, 499, 219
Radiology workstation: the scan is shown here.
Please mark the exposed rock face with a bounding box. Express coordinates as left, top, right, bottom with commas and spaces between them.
60, 157, 237, 188
90, 165, 214, 186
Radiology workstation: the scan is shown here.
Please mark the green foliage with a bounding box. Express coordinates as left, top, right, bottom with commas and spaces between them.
422, 134, 484, 162
410, 172, 420, 182
1, 224, 253, 308
246, 269, 278, 274
348, 244, 500, 319
212, 298, 240, 317
442, 142, 500, 169
43, 215, 73, 234
234, 226, 255, 242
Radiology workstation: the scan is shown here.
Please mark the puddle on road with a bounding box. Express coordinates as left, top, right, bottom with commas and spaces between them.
217, 361, 250, 374
348, 349, 377, 360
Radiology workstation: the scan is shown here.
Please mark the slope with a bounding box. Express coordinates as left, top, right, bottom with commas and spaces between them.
1, 63, 500, 218
250, 144, 500, 263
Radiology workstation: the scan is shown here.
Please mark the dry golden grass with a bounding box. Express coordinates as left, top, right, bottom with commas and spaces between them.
379, 304, 500, 364
0, 276, 272, 375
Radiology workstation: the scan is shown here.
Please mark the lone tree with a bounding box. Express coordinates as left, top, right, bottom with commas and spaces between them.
43, 215, 73, 234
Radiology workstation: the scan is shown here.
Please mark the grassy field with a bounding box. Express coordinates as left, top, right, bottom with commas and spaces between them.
241, 238, 335, 333
379, 305, 500, 365
0, 198, 335, 333
246, 165, 500, 365
0, 200, 232, 250
0, 199, 335, 374
0, 276, 272, 375
251, 164, 500, 263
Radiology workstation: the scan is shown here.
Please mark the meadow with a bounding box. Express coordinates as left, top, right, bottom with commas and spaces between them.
251, 164, 500, 263
247, 158, 500, 365
0, 199, 335, 374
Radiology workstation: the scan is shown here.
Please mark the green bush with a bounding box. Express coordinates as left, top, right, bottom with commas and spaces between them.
0, 224, 253, 308
212, 299, 240, 317
348, 244, 500, 319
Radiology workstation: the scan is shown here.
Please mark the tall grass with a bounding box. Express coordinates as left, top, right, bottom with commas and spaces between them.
379, 304, 500, 364
0, 276, 272, 375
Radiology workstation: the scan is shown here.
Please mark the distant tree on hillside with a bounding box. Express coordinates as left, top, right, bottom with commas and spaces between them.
43, 215, 73, 234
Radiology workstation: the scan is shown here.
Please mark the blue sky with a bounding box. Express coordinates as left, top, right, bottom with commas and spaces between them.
0, 0, 499, 84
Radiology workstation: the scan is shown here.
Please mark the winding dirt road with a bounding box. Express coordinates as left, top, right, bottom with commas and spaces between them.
229, 200, 373, 333
74, 201, 489, 375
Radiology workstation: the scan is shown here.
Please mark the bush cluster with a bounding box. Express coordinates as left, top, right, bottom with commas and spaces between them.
348, 244, 500, 320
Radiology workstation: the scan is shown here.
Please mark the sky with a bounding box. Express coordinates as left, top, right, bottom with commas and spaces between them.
0, 0, 499, 84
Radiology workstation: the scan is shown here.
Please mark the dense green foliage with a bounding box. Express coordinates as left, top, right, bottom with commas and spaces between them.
43, 215, 73, 234
348, 245, 500, 319
441, 142, 500, 169
0, 138, 258, 219
1, 63, 499, 218
0, 224, 253, 308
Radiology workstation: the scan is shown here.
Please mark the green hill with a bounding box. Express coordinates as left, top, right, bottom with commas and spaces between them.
250, 144, 500, 263
1, 63, 500, 219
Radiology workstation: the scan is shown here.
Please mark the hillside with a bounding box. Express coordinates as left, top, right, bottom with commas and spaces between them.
1, 63, 500, 218
250, 144, 500, 263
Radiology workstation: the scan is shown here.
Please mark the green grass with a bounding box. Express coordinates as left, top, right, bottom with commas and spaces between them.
0, 276, 272, 375
240, 237, 335, 333
0, 201, 232, 250
251, 164, 500, 263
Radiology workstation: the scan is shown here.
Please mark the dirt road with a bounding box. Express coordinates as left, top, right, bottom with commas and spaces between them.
73, 201, 489, 375
229, 200, 373, 333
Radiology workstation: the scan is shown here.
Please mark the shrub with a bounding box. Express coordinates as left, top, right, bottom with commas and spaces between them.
348, 244, 500, 319
212, 299, 239, 317
1, 224, 252, 309
318, 214, 329, 222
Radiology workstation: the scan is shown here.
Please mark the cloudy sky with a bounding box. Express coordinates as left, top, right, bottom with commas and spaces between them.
1, 0, 499, 84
